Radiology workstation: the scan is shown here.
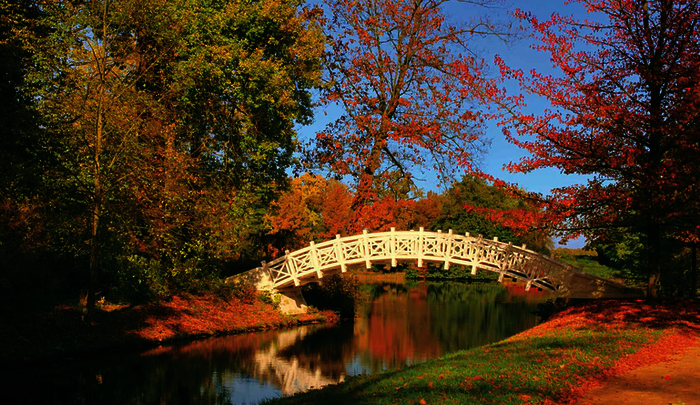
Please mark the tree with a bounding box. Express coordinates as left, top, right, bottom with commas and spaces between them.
17, 0, 324, 311
431, 176, 552, 252
305, 0, 509, 208
0, 1, 51, 281
265, 174, 356, 252
0, 0, 44, 195
265, 174, 329, 252
487, 0, 700, 298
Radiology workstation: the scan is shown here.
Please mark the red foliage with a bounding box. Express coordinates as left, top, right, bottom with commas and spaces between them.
266, 174, 353, 250
318, 180, 354, 239
464, 203, 546, 237
412, 192, 444, 228
306, 0, 494, 207
349, 197, 417, 234
133, 292, 338, 342
467, 0, 700, 297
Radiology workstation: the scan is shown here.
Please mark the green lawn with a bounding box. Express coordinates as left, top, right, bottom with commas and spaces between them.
262, 300, 698, 405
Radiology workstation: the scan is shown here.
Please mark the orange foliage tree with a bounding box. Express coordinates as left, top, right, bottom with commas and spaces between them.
265, 174, 354, 254
304, 0, 509, 209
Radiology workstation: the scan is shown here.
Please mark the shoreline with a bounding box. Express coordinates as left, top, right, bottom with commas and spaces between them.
260, 299, 700, 405
0, 275, 517, 366
0, 291, 338, 365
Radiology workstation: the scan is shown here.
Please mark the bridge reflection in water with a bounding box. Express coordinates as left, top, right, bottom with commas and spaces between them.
15, 281, 549, 405
253, 326, 346, 395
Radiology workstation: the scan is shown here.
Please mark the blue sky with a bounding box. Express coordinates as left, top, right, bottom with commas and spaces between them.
296, 0, 598, 247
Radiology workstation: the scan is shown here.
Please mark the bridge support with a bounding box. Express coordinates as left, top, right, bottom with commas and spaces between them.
276, 288, 308, 315
227, 263, 311, 315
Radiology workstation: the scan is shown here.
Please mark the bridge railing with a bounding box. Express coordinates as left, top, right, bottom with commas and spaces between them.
257, 228, 582, 293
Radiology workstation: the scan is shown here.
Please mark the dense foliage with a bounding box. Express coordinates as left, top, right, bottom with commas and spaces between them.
264, 173, 553, 260
0, 0, 324, 313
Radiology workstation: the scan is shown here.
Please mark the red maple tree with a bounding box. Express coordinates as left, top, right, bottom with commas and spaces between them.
305, 0, 508, 208
478, 0, 700, 299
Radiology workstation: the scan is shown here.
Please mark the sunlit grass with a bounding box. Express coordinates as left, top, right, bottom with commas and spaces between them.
262, 300, 699, 405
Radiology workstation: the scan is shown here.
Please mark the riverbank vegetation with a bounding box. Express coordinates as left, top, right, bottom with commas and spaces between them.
262, 299, 700, 405
0, 284, 338, 364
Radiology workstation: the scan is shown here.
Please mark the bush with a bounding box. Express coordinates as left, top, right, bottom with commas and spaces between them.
109, 255, 170, 303
302, 274, 362, 319
405, 263, 499, 281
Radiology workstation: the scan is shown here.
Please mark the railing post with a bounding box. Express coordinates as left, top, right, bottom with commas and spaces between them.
417, 227, 424, 268
489, 236, 499, 263
443, 229, 453, 270
309, 241, 323, 279
472, 234, 483, 275
502, 242, 513, 273
390, 227, 397, 268
362, 229, 372, 269
334, 234, 347, 273
285, 249, 300, 287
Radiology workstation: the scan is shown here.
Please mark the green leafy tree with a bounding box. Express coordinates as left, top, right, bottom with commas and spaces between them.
0, 1, 52, 293
14, 0, 324, 312
432, 176, 552, 253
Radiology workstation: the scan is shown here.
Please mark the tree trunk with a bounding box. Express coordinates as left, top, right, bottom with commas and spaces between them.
645, 219, 661, 301
691, 243, 698, 298
351, 137, 386, 210
86, 76, 105, 323
87, 192, 100, 321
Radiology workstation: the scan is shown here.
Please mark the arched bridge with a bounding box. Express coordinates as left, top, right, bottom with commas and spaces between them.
233, 228, 643, 313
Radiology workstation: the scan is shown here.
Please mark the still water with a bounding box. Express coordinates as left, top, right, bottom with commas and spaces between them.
19, 280, 550, 405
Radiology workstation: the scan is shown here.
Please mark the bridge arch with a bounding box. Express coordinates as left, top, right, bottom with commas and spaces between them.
233, 228, 642, 313
243, 228, 580, 292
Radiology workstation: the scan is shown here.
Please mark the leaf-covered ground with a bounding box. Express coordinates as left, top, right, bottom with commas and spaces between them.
262, 300, 700, 405
0, 292, 338, 363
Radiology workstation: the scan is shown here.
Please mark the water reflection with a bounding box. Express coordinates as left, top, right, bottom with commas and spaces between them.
12, 280, 550, 405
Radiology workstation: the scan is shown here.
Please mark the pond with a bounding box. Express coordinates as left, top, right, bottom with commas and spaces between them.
17, 280, 551, 405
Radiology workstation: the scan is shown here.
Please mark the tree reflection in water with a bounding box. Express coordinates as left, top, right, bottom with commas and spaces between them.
12, 281, 549, 405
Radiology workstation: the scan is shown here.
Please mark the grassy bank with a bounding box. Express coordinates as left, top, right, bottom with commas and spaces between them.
0, 290, 338, 364
263, 300, 700, 405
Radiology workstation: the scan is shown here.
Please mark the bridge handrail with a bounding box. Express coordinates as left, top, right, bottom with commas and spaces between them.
252, 228, 589, 293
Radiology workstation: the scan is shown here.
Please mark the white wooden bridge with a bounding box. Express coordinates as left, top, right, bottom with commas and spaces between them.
233, 228, 643, 313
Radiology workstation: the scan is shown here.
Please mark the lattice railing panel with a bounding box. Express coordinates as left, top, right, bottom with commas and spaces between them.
422, 235, 444, 257
367, 237, 391, 258
316, 246, 337, 268
395, 236, 415, 256
290, 251, 313, 273
341, 240, 364, 261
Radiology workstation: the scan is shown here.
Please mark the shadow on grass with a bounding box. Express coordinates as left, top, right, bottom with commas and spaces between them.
559, 299, 700, 332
